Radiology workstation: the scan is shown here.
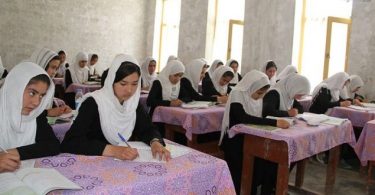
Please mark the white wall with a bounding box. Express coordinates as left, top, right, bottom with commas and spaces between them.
0, 0, 153, 73
241, 0, 296, 74
348, 0, 375, 100
178, 0, 209, 65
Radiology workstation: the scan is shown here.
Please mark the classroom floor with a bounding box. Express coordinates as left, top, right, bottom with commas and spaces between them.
288, 159, 375, 195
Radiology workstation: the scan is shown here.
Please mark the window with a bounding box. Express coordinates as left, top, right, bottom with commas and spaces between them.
292, 0, 352, 91
206, 0, 245, 72
153, 0, 181, 71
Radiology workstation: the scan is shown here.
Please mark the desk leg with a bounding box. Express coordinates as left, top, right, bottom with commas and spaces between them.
276, 163, 289, 195
164, 125, 175, 140
240, 146, 254, 195
187, 134, 198, 148
295, 159, 307, 188
325, 145, 340, 194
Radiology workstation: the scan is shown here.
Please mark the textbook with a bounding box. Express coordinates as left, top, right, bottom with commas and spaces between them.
266, 116, 296, 126
181, 101, 215, 109
0, 168, 81, 195
118, 142, 191, 163
83, 81, 100, 85
362, 103, 375, 109
348, 105, 375, 111
296, 112, 347, 126
246, 124, 279, 131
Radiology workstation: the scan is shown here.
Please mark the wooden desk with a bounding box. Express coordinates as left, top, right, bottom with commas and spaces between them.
229, 120, 356, 195
152, 106, 225, 157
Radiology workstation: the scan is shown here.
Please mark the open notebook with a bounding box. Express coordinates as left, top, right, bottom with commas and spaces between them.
296, 112, 347, 126
181, 101, 215, 109
118, 142, 191, 163
83, 81, 100, 85
266, 116, 296, 126
0, 168, 81, 195
349, 103, 375, 111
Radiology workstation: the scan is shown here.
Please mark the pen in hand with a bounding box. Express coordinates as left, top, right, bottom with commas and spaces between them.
0, 145, 9, 153
118, 132, 132, 148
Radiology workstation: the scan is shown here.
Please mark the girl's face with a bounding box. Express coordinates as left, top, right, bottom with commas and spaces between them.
22, 81, 48, 115
148, 61, 157, 74
251, 88, 268, 100
113, 72, 139, 104
219, 75, 233, 86
90, 57, 98, 66
79, 60, 87, 68
230, 62, 239, 73
46, 59, 60, 77
200, 66, 208, 81
169, 73, 183, 84
266, 67, 277, 79
59, 54, 66, 64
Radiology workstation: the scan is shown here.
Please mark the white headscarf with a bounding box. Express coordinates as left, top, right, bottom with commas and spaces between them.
87, 54, 99, 75
0, 62, 54, 149
167, 55, 178, 64
80, 54, 140, 145
276, 65, 297, 82
208, 59, 223, 79
226, 59, 239, 84
184, 59, 206, 91
66, 52, 89, 84
272, 74, 310, 111
211, 66, 233, 95
56, 51, 67, 77
312, 72, 349, 102
220, 70, 270, 144
0, 56, 5, 77
141, 57, 157, 89
156, 60, 185, 100
29, 48, 59, 71
261, 60, 277, 86
340, 75, 364, 99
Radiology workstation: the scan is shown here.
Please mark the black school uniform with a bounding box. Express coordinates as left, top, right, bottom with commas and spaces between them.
201, 76, 231, 97
309, 87, 341, 114
262, 90, 304, 117
221, 102, 277, 194
61, 97, 164, 155
146, 78, 217, 116
17, 111, 60, 160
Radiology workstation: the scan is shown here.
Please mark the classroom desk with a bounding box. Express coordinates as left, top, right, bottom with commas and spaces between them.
297, 95, 312, 112
355, 120, 375, 166
36, 141, 236, 194
52, 78, 64, 86
228, 120, 356, 195
329, 107, 375, 128
355, 120, 375, 185
152, 106, 225, 156
52, 122, 72, 143
65, 83, 101, 94
139, 94, 149, 112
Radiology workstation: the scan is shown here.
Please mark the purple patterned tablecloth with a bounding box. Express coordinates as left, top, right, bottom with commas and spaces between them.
140, 94, 149, 112
355, 120, 375, 166
228, 120, 356, 165
297, 96, 312, 112
53, 78, 64, 86
152, 106, 225, 140
52, 122, 72, 143
65, 83, 101, 94
36, 141, 235, 195
329, 107, 375, 127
